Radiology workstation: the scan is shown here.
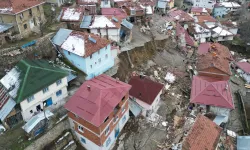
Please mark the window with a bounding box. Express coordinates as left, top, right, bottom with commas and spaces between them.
23, 24, 27, 29
104, 116, 109, 123
113, 116, 118, 123
80, 137, 86, 144
90, 65, 92, 68
27, 95, 34, 102
106, 137, 111, 147
20, 13, 24, 20
98, 51, 100, 54
78, 125, 84, 132
105, 126, 110, 135
95, 62, 97, 65
43, 87, 49, 93
122, 115, 126, 124
122, 106, 125, 113
56, 90, 62, 97
98, 58, 101, 63
104, 0, 108, 4
68, 51, 71, 55
105, 54, 108, 59
90, 54, 92, 59
30, 110, 33, 114
97, 28, 100, 33
29, 9, 32, 16
56, 79, 62, 86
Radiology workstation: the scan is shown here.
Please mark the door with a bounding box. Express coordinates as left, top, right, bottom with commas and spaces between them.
36, 105, 41, 111
44, 97, 53, 107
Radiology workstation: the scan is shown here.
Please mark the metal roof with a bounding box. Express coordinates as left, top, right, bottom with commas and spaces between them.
0, 98, 16, 121
0, 23, 13, 33
52, 28, 72, 46
80, 16, 92, 29
121, 19, 133, 30
237, 136, 250, 150
22, 110, 54, 133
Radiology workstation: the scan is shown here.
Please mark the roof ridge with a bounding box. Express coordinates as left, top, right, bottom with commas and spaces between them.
30, 65, 68, 75
210, 82, 234, 108
17, 64, 31, 101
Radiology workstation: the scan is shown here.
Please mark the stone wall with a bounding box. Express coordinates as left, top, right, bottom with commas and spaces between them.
0, 33, 56, 77
24, 119, 71, 150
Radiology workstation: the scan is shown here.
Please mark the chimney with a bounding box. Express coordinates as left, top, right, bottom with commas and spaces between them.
116, 77, 119, 83
225, 84, 228, 90
87, 85, 91, 91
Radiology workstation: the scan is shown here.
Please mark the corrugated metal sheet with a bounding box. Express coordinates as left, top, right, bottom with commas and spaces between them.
213, 115, 226, 125
22, 110, 53, 133
80, 16, 92, 29
157, 1, 167, 9
0, 23, 13, 33
237, 136, 250, 150
121, 19, 133, 30
0, 98, 16, 121
52, 28, 72, 46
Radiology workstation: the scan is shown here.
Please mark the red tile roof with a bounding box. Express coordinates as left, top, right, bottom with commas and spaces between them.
191, 7, 207, 13
197, 43, 232, 58
101, 8, 127, 18
176, 23, 195, 47
190, 76, 234, 109
197, 43, 232, 76
196, 15, 217, 23
182, 114, 222, 150
128, 76, 164, 105
236, 62, 250, 74
64, 74, 132, 127
0, 0, 45, 15
168, 10, 194, 22
61, 31, 111, 58
197, 42, 211, 55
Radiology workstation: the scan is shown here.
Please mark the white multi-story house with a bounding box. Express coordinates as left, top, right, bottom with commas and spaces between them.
0, 59, 69, 121
128, 75, 164, 117
189, 23, 211, 43
192, 0, 216, 9
89, 16, 122, 42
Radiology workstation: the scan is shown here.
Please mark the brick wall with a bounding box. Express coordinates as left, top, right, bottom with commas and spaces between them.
69, 93, 129, 146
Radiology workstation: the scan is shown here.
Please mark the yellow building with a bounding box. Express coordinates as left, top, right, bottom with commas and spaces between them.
0, 0, 46, 37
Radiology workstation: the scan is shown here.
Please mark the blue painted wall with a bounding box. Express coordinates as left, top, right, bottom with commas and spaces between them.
63, 44, 114, 80
213, 6, 227, 18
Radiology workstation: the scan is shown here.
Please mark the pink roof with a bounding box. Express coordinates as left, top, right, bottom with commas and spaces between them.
190, 76, 234, 109
168, 10, 194, 22
64, 74, 131, 127
191, 7, 207, 13
176, 23, 195, 47
236, 62, 250, 74
101, 8, 127, 18
197, 42, 211, 55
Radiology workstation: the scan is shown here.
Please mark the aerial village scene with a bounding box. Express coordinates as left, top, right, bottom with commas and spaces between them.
1, 0, 250, 149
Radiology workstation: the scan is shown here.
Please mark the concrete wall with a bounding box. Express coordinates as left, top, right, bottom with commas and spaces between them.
213, 7, 227, 18
193, 0, 216, 9
90, 28, 120, 42
100, 1, 111, 8
20, 77, 68, 121
63, 44, 114, 80
210, 106, 230, 123
132, 90, 162, 117
25, 118, 70, 150
194, 32, 211, 43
